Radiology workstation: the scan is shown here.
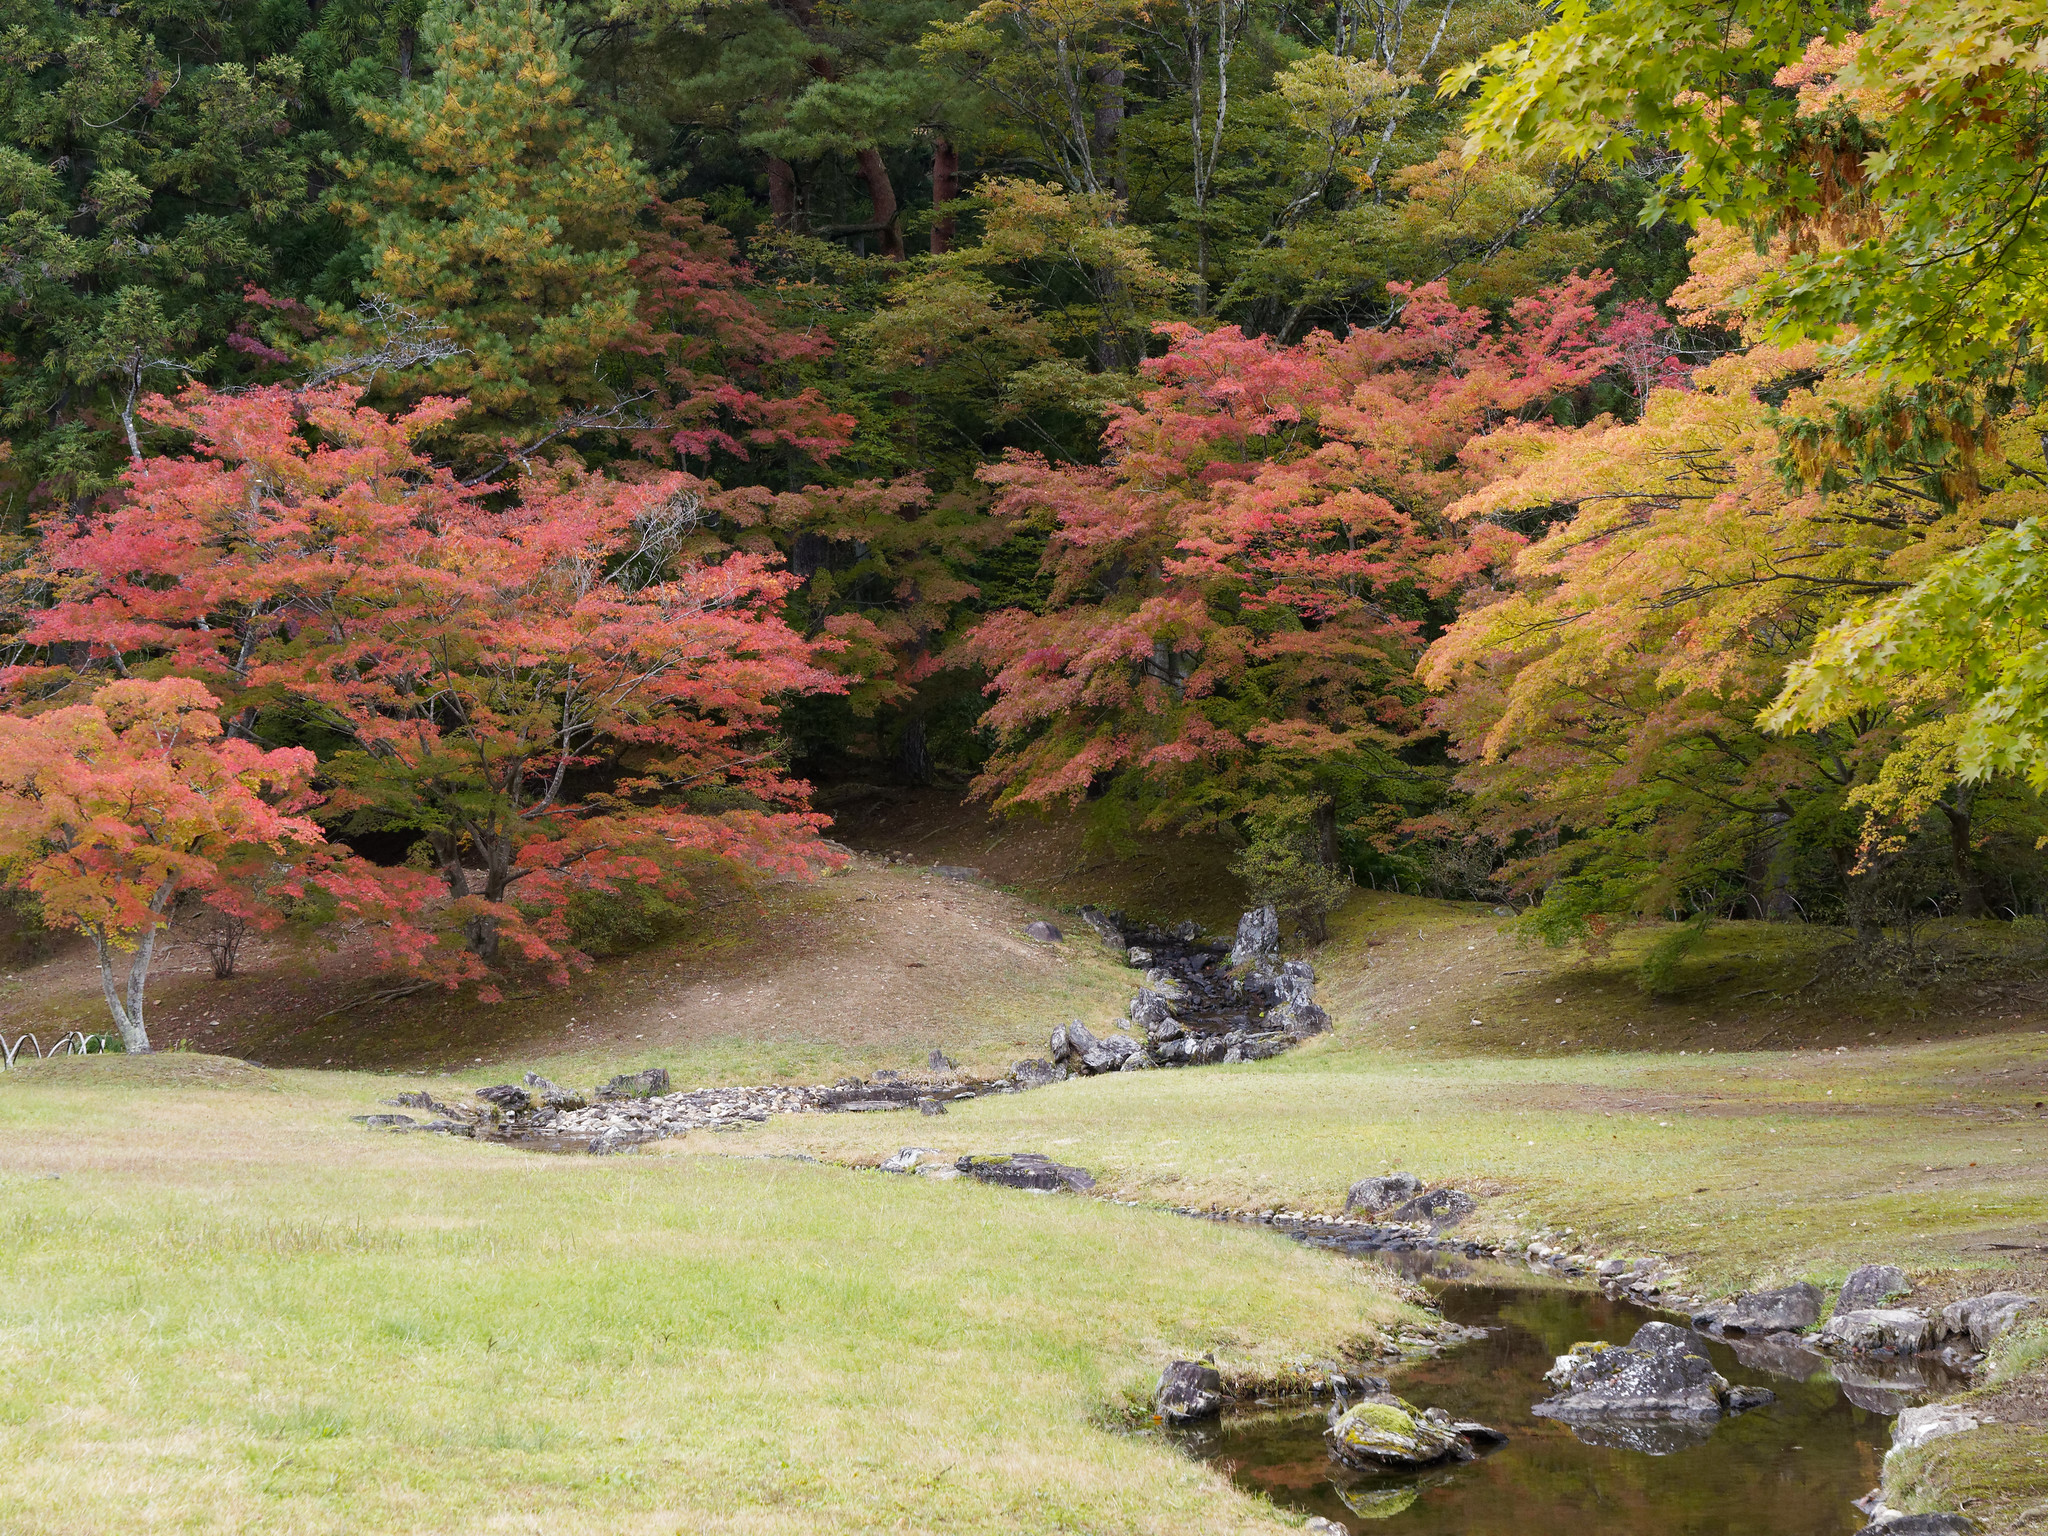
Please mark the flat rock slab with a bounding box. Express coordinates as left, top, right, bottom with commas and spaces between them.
956, 1153, 1095, 1193
1692, 1281, 1823, 1336
1821, 1308, 1929, 1357
1839, 1264, 1911, 1311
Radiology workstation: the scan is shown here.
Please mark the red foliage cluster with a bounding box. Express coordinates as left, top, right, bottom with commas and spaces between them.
959, 277, 1618, 824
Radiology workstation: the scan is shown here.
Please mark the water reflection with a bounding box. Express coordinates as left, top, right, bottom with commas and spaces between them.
1177, 1274, 1900, 1534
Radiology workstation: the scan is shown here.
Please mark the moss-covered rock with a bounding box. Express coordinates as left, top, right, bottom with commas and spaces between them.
1325, 1399, 1463, 1468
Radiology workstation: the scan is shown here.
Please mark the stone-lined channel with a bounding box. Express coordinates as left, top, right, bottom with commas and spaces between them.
1174, 1249, 1907, 1535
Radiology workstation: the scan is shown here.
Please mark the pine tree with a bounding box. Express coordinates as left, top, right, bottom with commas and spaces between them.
325, 0, 654, 460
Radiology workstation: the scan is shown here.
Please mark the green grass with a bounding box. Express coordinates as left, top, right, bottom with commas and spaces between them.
0, 1055, 1414, 1536
738, 1030, 2048, 1294
8, 878, 2048, 1532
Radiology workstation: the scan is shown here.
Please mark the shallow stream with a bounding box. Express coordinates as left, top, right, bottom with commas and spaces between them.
1175, 1252, 1923, 1534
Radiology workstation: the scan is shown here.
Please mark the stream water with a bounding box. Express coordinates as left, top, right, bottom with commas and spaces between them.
1174, 1252, 1924, 1535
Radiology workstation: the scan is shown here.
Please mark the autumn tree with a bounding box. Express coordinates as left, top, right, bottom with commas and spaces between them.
1452, 1, 2048, 897
960, 275, 1615, 865
0, 679, 323, 1051
15, 384, 846, 986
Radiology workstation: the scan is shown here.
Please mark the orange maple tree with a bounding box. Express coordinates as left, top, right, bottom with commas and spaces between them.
0, 678, 333, 1050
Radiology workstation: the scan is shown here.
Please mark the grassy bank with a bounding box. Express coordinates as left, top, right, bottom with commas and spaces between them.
0, 1055, 1413, 1536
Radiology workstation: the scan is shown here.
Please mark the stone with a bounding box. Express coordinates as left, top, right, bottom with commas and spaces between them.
1891, 1404, 1984, 1452
956, 1153, 1096, 1193
1325, 1399, 1500, 1470
916, 1096, 947, 1116
1722, 1385, 1776, 1413
1282, 957, 1316, 984
1937, 1292, 2039, 1351
1839, 1264, 1911, 1312
1533, 1322, 1730, 1424
1272, 965, 1317, 1007
1856, 1518, 1979, 1536
1269, 1001, 1330, 1037
1048, 1024, 1071, 1062
1081, 1033, 1138, 1073
1076, 905, 1125, 951
1820, 1309, 1930, 1356
522, 1072, 586, 1110
1011, 1059, 1067, 1089
1387, 1188, 1477, 1228
872, 1069, 902, 1082
1130, 990, 1177, 1033
1141, 968, 1191, 1004
1691, 1281, 1824, 1336
880, 1147, 943, 1174
1156, 1360, 1226, 1423
1063, 1020, 1100, 1062
1347, 1173, 1426, 1214
1228, 905, 1281, 966
596, 1068, 670, 1100
1024, 920, 1063, 944
475, 1084, 533, 1112
928, 1050, 957, 1072
1304, 1519, 1348, 1536
1119, 1051, 1153, 1071
350, 1113, 417, 1127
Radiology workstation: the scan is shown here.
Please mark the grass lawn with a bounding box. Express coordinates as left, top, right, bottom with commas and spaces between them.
0, 1055, 1414, 1536
5, 861, 2047, 1533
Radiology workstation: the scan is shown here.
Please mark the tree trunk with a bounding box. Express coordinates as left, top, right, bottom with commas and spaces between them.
930, 136, 959, 255
1089, 66, 1127, 202
895, 716, 935, 786
1942, 784, 1987, 918
766, 157, 799, 229
855, 149, 905, 259
89, 875, 175, 1052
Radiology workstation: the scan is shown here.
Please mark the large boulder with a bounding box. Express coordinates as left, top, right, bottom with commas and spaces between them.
475, 1083, 533, 1113
879, 1147, 944, 1174
1839, 1264, 1911, 1312
1387, 1188, 1477, 1229
1820, 1309, 1930, 1357
1891, 1404, 1983, 1453
1325, 1399, 1502, 1470
1024, 920, 1063, 944
1060, 1020, 1099, 1064
1012, 1059, 1067, 1089
1274, 962, 1317, 1007
596, 1067, 670, 1101
1937, 1292, 2039, 1351
1130, 990, 1178, 1035
1533, 1322, 1729, 1423
1081, 1033, 1138, 1073
956, 1153, 1096, 1193
523, 1072, 586, 1110
1269, 1001, 1330, 1037
1345, 1173, 1424, 1215
1228, 906, 1281, 967
1691, 1281, 1824, 1336
1140, 969, 1192, 1005
1076, 905, 1125, 949
1156, 1360, 1226, 1423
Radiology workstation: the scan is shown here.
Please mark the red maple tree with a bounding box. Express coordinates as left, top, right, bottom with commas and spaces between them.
958, 277, 1618, 833
16, 384, 847, 990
